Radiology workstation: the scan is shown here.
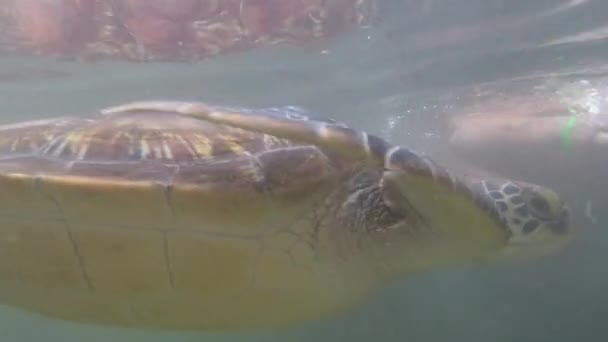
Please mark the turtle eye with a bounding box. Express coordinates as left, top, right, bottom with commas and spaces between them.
527, 195, 553, 220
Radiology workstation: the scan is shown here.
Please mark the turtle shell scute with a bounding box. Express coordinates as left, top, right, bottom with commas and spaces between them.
0, 111, 296, 165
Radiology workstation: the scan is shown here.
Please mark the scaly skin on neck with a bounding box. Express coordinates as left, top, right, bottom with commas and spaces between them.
325, 169, 509, 283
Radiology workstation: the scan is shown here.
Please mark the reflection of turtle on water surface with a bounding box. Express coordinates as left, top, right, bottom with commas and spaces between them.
0, 0, 376, 62
0, 100, 571, 331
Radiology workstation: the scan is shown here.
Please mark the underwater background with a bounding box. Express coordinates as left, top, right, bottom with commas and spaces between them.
0, 1, 607, 341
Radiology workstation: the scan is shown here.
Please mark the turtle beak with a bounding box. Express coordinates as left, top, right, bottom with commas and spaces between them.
492, 233, 573, 263
493, 215, 575, 263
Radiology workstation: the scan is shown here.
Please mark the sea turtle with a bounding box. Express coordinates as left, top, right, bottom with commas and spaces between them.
0, 100, 571, 331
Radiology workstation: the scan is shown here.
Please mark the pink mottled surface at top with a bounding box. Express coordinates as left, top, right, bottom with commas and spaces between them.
0, 0, 376, 62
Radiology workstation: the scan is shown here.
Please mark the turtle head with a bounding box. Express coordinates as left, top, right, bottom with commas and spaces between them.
475, 179, 573, 262
380, 147, 573, 266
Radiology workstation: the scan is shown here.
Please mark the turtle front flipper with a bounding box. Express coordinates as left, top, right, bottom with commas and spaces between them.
380, 147, 510, 253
